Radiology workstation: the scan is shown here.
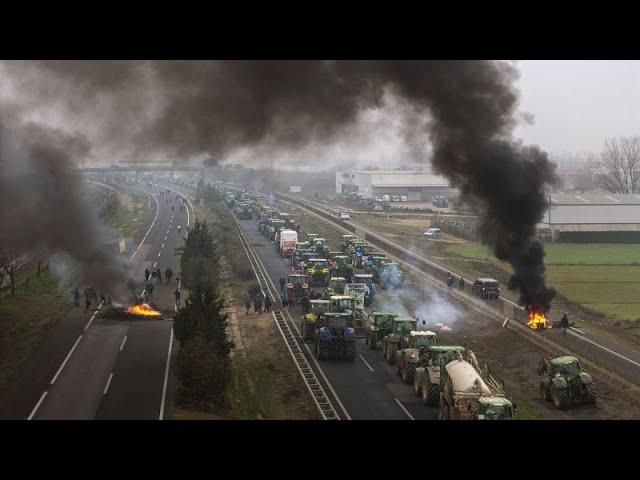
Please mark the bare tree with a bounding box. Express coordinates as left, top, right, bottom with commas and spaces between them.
0, 249, 22, 296
595, 137, 640, 193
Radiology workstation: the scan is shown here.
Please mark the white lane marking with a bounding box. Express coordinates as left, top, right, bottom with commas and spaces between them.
164, 236, 167, 241
152, 262, 157, 269
605, 195, 621, 203
130, 190, 161, 261
83, 301, 104, 331
159, 327, 174, 420
103, 372, 114, 394
157, 252, 161, 258
186, 199, 191, 226
27, 391, 48, 420
395, 398, 415, 420
161, 243, 165, 249
120, 335, 127, 351
359, 354, 375, 372
569, 330, 640, 368
575, 196, 590, 203
50, 335, 83, 385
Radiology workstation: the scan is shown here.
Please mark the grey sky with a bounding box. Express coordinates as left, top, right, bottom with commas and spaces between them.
514, 60, 640, 154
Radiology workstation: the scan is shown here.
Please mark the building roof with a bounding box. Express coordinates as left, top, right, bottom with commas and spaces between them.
369, 174, 452, 187
549, 193, 640, 205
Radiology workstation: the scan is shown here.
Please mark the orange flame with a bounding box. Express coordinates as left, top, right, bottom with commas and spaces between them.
126, 303, 161, 316
527, 306, 551, 330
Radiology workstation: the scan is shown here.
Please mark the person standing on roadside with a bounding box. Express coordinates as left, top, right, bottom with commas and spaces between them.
264, 294, 272, 313
244, 296, 252, 316
145, 268, 150, 282
459, 277, 465, 290
560, 312, 569, 335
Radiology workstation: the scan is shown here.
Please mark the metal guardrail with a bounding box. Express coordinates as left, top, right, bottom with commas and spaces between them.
230, 207, 339, 420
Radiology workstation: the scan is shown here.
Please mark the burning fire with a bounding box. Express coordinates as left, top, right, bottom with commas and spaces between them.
527, 306, 551, 330
126, 303, 161, 316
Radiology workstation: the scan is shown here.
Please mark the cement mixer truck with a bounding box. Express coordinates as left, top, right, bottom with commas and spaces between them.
439, 356, 516, 420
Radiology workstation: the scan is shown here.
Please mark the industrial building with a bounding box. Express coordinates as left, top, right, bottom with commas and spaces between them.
335, 170, 457, 201
541, 193, 640, 242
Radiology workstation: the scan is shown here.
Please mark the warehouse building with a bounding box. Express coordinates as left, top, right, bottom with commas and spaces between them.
335, 170, 457, 201
541, 193, 640, 242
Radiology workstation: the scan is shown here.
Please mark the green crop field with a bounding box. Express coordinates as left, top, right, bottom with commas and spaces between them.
448, 243, 640, 322
450, 243, 640, 265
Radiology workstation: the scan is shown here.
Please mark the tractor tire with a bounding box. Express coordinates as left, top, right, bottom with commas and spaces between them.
439, 402, 450, 421
402, 364, 415, 384
344, 342, 356, 362
423, 381, 440, 407
387, 344, 397, 365
551, 384, 570, 410
540, 382, 551, 402
364, 334, 369, 346
395, 359, 402, 376
413, 376, 421, 397
585, 383, 597, 404
318, 342, 329, 361
369, 334, 377, 350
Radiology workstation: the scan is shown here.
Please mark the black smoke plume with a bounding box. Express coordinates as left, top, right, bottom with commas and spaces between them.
0, 121, 128, 293
1, 60, 557, 309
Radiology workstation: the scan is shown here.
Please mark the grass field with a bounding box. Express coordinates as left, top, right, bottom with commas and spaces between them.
108, 188, 150, 240
0, 270, 70, 398
449, 243, 640, 322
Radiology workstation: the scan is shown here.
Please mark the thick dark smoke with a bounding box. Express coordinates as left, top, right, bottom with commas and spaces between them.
0, 121, 127, 293
1, 60, 557, 310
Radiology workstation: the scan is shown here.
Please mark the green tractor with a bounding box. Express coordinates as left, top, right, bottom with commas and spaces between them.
323, 277, 347, 299
382, 317, 417, 364
414, 345, 466, 406
538, 356, 596, 410
395, 330, 438, 384
311, 238, 330, 257
340, 234, 356, 253
306, 233, 319, 244
302, 299, 330, 343
314, 312, 356, 361
307, 258, 330, 287
379, 262, 404, 290
365, 312, 396, 350
331, 255, 353, 282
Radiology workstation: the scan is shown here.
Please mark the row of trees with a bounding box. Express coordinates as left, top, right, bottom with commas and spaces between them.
173, 218, 234, 412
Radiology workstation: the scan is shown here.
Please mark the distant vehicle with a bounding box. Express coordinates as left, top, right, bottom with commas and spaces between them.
392, 196, 400, 202
471, 278, 500, 299
424, 228, 441, 238
339, 212, 351, 221
400, 195, 408, 202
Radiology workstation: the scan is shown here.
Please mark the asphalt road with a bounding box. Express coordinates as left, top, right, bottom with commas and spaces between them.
0, 183, 191, 420
238, 218, 437, 420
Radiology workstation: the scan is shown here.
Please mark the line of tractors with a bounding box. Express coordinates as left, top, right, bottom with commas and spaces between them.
223, 186, 597, 417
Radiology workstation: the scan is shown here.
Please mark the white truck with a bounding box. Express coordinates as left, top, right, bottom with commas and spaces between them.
279, 229, 298, 258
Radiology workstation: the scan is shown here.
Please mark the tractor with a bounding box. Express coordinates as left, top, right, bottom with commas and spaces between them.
314, 312, 356, 361
538, 356, 596, 410
414, 345, 466, 407
353, 274, 376, 306
339, 234, 356, 253
287, 273, 309, 304
365, 311, 397, 350
382, 316, 417, 364
379, 262, 404, 290
311, 238, 330, 257
395, 330, 438, 385
302, 299, 330, 343
331, 255, 353, 282
323, 277, 347, 299
307, 258, 330, 287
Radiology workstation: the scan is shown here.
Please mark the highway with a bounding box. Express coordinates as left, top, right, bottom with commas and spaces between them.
237, 218, 436, 420
0, 184, 192, 420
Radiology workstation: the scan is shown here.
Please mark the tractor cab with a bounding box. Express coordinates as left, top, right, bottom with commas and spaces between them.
302, 299, 331, 343
330, 295, 356, 313
324, 277, 347, 298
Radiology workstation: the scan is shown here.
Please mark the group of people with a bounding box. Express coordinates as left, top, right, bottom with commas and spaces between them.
244, 293, 272, 315
446, 272, 464, 291
145, 267, 174, 284
71, 287, 111, 310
